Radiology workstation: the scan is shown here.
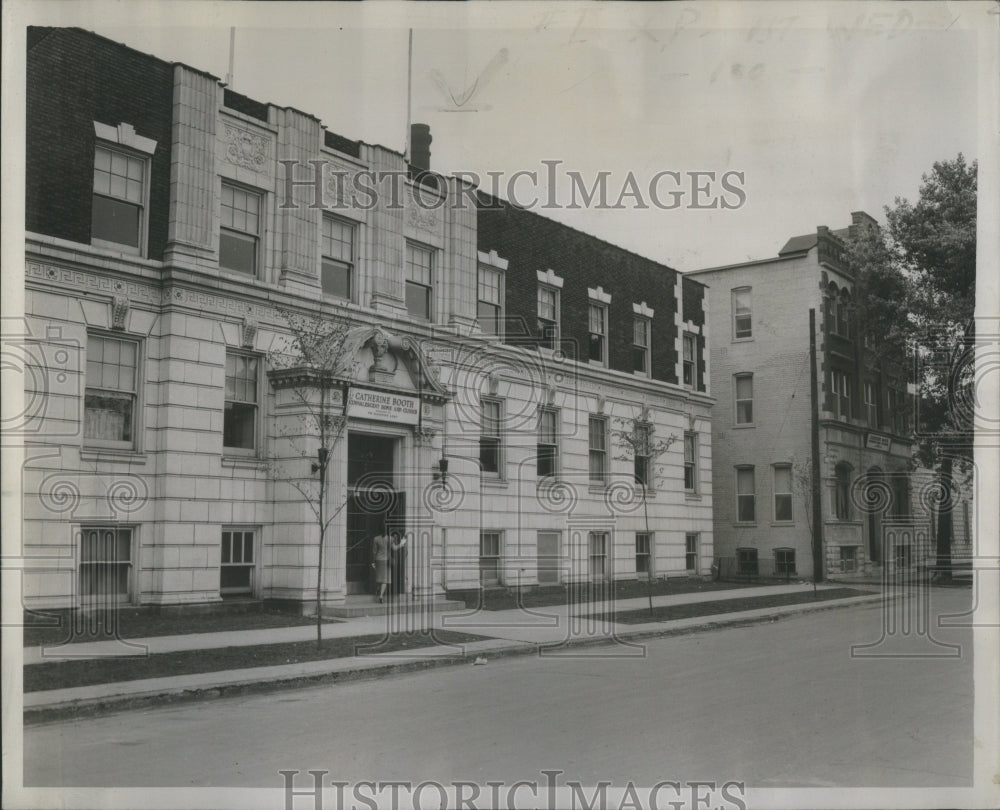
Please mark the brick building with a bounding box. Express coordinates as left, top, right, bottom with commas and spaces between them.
688, 214, 973, 580
21, 28, 713, 612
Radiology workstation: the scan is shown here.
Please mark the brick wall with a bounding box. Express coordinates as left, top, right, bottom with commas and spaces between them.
690, 255, 819, 566
26, 27, 174, 259
477, 194, 680, 384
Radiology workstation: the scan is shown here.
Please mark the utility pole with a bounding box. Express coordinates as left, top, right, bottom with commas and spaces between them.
809, 309, 824, 583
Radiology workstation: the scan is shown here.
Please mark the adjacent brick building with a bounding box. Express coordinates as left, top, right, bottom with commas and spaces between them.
21, 27, 714, 612
688, 214, 973, 580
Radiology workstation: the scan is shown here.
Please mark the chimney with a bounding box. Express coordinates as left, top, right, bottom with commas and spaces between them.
410, 123, 432, 172
849, 210, 879, 239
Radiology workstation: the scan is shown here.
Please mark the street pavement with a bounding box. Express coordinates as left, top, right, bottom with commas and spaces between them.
22, 586, 974, 789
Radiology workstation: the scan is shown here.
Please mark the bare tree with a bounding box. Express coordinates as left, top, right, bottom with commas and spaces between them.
268, 310, 356, 647
612, 413, 678, 616
791, 459, 819, 593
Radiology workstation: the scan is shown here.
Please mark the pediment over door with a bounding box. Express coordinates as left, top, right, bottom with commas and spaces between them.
340, 326, 450, 403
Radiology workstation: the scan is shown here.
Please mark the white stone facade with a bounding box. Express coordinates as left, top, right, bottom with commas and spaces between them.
22, 54, 713, 611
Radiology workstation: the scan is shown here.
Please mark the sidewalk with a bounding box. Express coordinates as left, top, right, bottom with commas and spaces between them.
23, 583, 882, 721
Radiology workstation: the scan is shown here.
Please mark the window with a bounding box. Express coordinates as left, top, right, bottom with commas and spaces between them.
221, 529, 255, 595
683, 432, 698, 492
588, 415, 608, 484
887, 388, 906, 434
775, 548, 796, 576
633, 423, 651, 488
635, 532, 651, 576
863, 381, 878, 426
537, 531, 561, 584
732, 287, 752, 339
839, 546, 857, 573
773, 464, 793, 522
835, 462, 853, 520
480, 531, 501, 585
405, 242, 434, 320
891, 475, 910, 519
589, 531, 608, 578
894, 545, 911, 569
736, 466, 756, 522
220, 182, 261, 275
685, 533, 699, 572
837, 300, 851, 339
588, 304, 608, 364
682, 333, 696, 387
537, 286, 559, 349
479, 398, 503, 476
84, 334, 138, 449
737, 547, 758, 576
478, 266, 504, 337
321, 216, 355, 299
633, 318, 650, 375
224, 352, 258, 453
962, 501, 971, 543
537, 407, 559, 479
735, 374, 754, 425
831, 370, 851, 419
92, 144, 146, 252
78, 526, 132, 602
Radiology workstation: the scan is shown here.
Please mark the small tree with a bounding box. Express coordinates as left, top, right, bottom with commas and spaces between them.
612, 413, 677, 616
268, 310, 355, 647
791, 459, 819, 593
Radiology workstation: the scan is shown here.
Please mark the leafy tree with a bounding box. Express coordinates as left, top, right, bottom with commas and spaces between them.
889, 155, 976, 578
268, 311, 355, 646
849, 155, 976, 577
612, 413, 677, 615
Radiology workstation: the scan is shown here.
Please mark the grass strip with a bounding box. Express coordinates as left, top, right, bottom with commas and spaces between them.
23, 609, 326, 648
591, 587, 871, 624
25, 629, 490, 692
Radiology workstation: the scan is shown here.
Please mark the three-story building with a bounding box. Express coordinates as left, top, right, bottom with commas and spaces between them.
21, 27, 714, 613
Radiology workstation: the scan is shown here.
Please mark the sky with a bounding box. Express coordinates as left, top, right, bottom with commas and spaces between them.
4, 1, 989, 272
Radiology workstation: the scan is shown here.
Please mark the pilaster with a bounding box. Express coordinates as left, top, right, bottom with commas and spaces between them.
166, 65, 219, 270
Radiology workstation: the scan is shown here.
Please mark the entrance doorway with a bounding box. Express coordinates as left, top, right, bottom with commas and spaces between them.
866, 467, 884, 564
345, 432, 406, 595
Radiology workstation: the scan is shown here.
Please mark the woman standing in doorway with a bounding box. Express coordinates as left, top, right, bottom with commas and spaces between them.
372, 532, 390, 603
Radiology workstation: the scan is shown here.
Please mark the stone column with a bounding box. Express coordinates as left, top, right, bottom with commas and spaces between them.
275, 107, 322, 294
445, 175, 479, 333
365, 144, 408, 315
165, 65, 220, 270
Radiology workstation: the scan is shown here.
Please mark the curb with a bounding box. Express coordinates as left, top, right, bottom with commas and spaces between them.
23, 593, 884, 725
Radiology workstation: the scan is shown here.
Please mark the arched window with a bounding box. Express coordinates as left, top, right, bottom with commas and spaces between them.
835, 462, 853, 520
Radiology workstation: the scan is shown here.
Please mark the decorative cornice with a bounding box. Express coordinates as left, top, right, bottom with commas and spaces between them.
93, 120, 157, 155
588, 286, 612, 305
633, 301, 655, 319
537, 268, 564, 289
477, 249, 509, 271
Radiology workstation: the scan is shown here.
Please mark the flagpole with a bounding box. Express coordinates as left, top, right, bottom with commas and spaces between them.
226, 27, 235, 87
404, 28, 413, 162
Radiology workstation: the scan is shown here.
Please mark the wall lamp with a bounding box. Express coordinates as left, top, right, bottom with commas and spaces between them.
433, 457, 449, 484
311, 447, 328, 474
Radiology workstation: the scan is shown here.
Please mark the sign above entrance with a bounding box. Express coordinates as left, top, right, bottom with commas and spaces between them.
866, 433, 891, 452
347, 387, 420, 425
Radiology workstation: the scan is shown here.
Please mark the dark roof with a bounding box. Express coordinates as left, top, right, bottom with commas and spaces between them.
777, 233, 817, 256
476, 191, 696, 284
778, 226, 851, 257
